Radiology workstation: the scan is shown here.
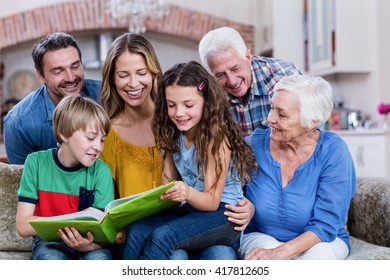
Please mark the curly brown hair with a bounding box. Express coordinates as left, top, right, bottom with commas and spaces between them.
153, 61, 258, 189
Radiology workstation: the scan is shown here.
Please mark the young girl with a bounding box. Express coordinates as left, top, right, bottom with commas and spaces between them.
122, 61, 258, 260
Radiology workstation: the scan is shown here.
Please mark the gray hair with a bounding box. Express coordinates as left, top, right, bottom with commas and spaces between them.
198, 27, 247, 73
274, 75, 334, 129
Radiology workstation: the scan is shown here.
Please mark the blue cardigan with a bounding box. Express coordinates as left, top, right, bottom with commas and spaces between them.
245, 129, 356, 251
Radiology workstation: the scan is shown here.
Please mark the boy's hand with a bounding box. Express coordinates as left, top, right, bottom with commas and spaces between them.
58, 227, 102, 252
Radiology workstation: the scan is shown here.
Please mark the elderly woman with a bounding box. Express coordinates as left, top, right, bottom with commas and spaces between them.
239, 74, 356, 260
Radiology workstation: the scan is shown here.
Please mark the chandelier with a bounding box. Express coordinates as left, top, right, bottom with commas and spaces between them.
108, 0, 169, 34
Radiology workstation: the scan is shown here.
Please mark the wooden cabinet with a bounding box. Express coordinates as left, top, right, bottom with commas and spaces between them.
337, 130, 390, 178
273, 0, 373, 76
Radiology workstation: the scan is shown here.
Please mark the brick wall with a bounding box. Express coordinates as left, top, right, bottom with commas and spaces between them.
0, 0, 254, 50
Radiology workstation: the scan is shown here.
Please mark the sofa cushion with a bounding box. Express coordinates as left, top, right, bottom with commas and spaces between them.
347, 177, 390, 247
347, 237, 390, 260
0, 251, 31, 260
0, 163, 32, 252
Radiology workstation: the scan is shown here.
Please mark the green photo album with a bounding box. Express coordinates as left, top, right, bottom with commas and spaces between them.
29, 181, 178, 243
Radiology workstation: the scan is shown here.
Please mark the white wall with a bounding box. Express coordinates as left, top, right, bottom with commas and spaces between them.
272, 0, 304, 69
376, 0, 390, 104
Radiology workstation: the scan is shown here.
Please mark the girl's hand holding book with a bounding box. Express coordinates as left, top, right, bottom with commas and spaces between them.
161, 181, 192, 202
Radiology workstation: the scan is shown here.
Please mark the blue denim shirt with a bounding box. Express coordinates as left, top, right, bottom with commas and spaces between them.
3, 79, 101, 164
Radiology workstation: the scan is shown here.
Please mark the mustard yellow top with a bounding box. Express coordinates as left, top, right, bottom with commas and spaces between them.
100, 127, 162, 198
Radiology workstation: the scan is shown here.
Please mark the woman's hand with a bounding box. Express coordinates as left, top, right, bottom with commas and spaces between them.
224, 197, 255, 231
244, 247, 290, 260
160, 181, 192, 202
57, 227, 104, 252
244, 232, 321, 260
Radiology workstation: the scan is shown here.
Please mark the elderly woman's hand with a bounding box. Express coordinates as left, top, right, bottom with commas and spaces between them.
244, 247, 290, 260
224, 197, 255, 231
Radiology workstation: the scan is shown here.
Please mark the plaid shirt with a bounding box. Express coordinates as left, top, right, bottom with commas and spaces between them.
229, 56, 301, 136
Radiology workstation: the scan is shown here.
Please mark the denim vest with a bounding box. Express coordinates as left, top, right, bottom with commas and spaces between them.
4, 79, 101, 164
172, 133, 243, 206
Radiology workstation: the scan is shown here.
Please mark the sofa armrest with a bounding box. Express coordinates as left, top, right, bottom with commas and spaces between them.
347, 177, 390, 247
0, 162, 32, 253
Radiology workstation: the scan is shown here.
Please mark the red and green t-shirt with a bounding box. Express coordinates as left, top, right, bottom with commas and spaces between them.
18, 148, 114, 217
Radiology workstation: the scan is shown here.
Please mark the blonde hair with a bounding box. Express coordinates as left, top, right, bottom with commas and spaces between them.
53, 95, 111, 144
100, 33, 162, 119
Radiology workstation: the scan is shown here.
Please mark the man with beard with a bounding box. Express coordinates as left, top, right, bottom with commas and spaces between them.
199, 27, 301, 137
4, 32, 101, 164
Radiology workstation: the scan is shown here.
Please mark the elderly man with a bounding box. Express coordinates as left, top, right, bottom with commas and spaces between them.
199, 26, 301, 136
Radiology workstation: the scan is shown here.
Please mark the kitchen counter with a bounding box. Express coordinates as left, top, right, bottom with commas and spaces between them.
333, 129, 390, 177
332, 128, 390, 136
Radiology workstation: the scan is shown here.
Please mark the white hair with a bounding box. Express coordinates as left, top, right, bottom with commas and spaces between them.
274, 75, 334, 129
198, 27, 247, 73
